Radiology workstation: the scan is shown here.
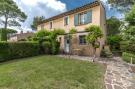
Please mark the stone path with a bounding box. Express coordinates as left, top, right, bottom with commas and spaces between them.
58, 55, 135, 89
105, 57, 135, 89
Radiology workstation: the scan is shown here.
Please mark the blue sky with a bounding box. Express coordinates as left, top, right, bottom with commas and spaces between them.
12, 0, 121, 32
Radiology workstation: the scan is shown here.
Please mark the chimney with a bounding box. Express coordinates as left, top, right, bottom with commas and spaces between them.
27, 31, 30, 33
20, 30, 23, 34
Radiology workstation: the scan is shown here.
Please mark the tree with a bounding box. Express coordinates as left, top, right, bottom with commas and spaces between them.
0, 28, 17, 41
121, 5, 135, 42
31, 16, 45, 30
0, 0, 27, 29
85, 25, 103, 61
121, 26, 135, 42
108, 0, 135, 12
125, 5, 135, 25
106, 16, 121, 35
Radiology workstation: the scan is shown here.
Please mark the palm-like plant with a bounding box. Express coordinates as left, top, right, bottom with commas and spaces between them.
85, 25, 103, 62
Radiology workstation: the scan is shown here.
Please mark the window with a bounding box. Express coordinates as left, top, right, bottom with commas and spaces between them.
64, 16, 69, 26
79, 35, 86, 45
50, 21, 53, 29
74, 10, 92, 26
79, 12, 87, 25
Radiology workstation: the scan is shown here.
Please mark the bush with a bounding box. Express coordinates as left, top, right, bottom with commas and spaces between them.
42, 41, 51, 54
120, 41, 135, 54
51, 41, 60, 55
53, 28, 65, 35
100, 48, 112, 58
107, 35, 122, 50
0, 28, 17, 41
0, 42, 40, 62
0, 29, 7, 41
69, 28, 77, 34
122, 52, 135, 64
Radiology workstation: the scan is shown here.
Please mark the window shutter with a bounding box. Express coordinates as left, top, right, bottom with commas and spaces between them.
86, 10, 92, 23
74, 14, 79, 26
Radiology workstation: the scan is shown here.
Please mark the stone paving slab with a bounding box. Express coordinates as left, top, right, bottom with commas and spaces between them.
58, 55, 135, 89
105, 57, 135, 89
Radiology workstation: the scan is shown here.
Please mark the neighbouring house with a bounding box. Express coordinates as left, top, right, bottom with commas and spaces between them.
37, 1, 107, 57
8, 31, 34, 42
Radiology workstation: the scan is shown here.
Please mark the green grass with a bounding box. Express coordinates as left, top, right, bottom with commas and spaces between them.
122, 52, 135, 64
0, 55, 105, 89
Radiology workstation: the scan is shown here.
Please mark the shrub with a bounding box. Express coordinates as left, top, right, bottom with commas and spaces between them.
100, 48, 112, 58
0, 29, 7, 41
0, 42, 40, 62
107, 35, 122, 50
122, 52, 135, 64
42, 41, 51, 54
0, 28, 17, 41
51, 41, 60, 55
120, 41, 135, 54
36, 30, 51, 38
53, 28, 65, 35
0, 42, 9, 61
69, 28, 77, 34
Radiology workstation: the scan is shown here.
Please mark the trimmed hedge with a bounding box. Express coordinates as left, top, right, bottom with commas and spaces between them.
0, 42, 40, 62
122, 52, 135, 64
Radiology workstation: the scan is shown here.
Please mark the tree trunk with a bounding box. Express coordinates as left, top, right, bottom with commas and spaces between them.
2, 14, 8, 41
92, 47, 96, 62
4, 14, 8, 29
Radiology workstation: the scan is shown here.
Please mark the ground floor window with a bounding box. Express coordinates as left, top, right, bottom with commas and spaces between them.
79, 35, 86, 45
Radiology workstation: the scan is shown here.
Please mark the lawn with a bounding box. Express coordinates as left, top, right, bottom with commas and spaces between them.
0, 55, 105, 89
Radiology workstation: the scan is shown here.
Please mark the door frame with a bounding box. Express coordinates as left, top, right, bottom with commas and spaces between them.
64, 35, 70, 53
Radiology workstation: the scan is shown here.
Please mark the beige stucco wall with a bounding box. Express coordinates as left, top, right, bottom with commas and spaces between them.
37, 5, 101, 32
37, 4, 107, 57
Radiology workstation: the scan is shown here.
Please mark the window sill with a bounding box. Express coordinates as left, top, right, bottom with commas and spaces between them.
79, 43, 87, 45
75, 22, 92, 26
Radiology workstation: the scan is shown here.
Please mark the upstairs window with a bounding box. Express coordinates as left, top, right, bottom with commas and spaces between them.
79, 35, 86, 45
80, 12, 87, 25
64, 16, 69, 26
74, 10, 92, 26
50, 21, 53, 29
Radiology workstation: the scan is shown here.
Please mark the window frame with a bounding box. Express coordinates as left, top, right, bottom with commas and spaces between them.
79, 12, 87, 25
79, 35, 87, 45
50, 21, 53, 29
74, 10, 92, 26
64, 16, 69, 26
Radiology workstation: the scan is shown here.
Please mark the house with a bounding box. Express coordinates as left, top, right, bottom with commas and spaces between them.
37, 0, 107, 57
8, 31, 34, 42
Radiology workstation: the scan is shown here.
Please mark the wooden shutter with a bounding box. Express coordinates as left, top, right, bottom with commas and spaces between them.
86, 10, 92, 23
74, 14, 79, 26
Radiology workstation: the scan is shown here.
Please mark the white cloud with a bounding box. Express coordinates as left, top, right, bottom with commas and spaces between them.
19, 0, 66, 11
13, 0, 67, 32
101, 0, 107, 3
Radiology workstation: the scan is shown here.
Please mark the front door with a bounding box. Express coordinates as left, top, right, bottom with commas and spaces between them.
64, 36, 70, 53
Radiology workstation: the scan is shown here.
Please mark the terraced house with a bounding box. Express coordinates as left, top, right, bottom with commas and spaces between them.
37, 1, 107, 57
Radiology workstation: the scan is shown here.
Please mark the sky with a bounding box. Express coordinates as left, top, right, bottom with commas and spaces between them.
12, 0, 121, 32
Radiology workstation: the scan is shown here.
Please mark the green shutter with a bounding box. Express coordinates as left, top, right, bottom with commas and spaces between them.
74, 14, 79, 26
87, 10, 92, 23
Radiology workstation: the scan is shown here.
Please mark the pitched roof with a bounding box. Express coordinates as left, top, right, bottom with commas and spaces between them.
39, 0, 101, 24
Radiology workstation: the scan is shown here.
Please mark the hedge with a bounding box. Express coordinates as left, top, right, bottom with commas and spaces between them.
122, 52, 135, 64
0, 42, 40, 62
